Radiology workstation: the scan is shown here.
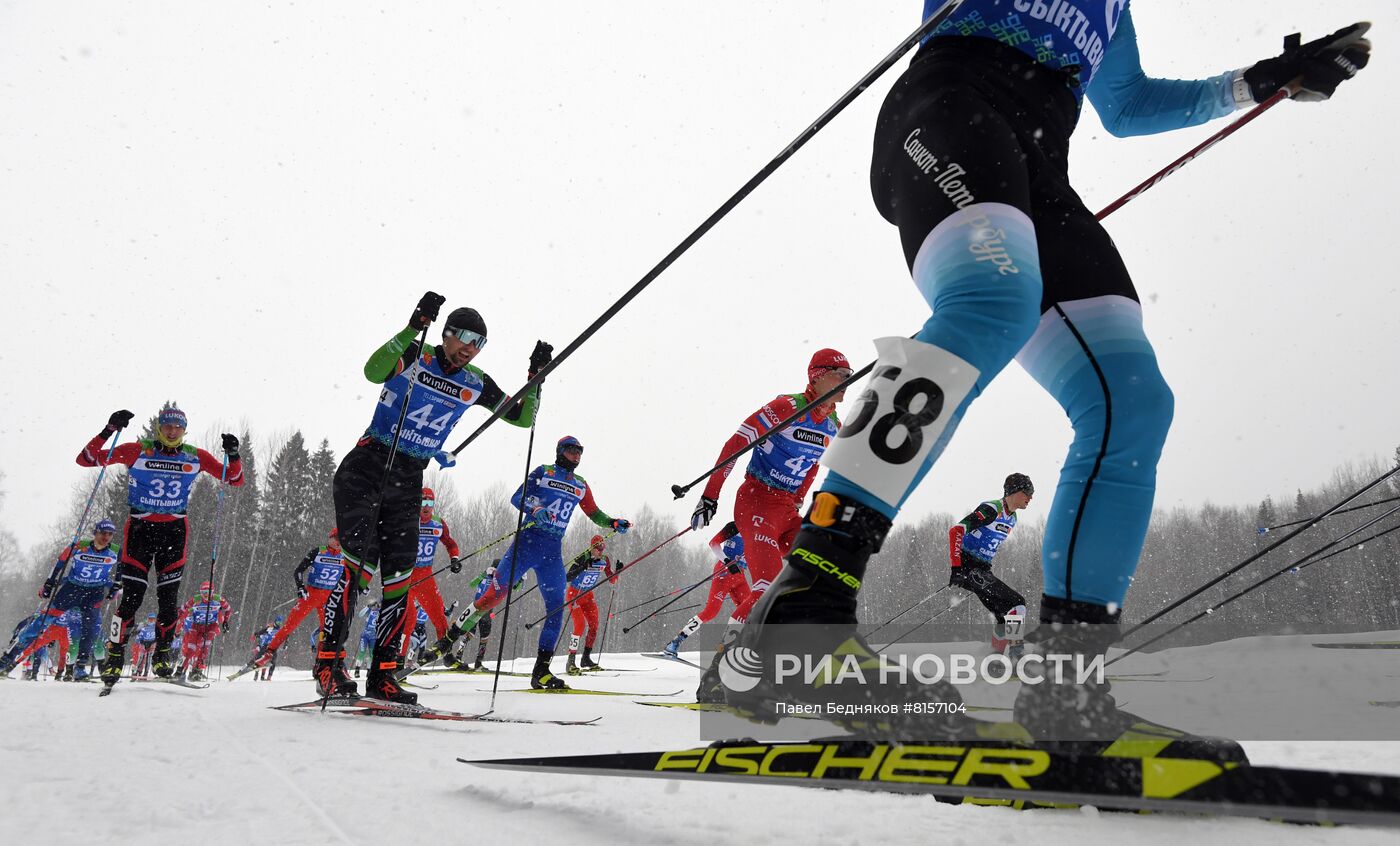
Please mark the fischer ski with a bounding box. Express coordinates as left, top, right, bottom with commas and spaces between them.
462, 740, 1400, 826
272, 698, 600, 726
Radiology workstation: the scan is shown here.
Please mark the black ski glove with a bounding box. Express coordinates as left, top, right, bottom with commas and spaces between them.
221, 433, 240, 458
39, 580, 55, 599
409, 291, 446, 331
528, 340, 554, 378
297, 585, 309, 600
1242, 22, 1371, 104
726, 559, 742, 576
104, 409, 134, 435
690, 496, 718, 532
449, 556, 463, 574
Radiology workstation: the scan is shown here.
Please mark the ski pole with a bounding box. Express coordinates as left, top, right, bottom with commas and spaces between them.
443, 1, 967, 459
623, 570, 720, 633
1257, 493, 1400, 534
865, 585, 949, 641
488, 386, 542, 709
657, 602, 704, 617
618, 585, 699, 616
1113, 501, 1400, 665
1119, 464, 1400, 643
595, 580, 619, 664
879, 595, 964, 651
525, 527, 692, 629
1094, 86, 1293, 220
403, 522, 534, 593
1294, 521, 1400, 574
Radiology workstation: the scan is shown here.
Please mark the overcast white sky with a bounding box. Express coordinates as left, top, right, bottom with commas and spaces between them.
1, 1, 1396, 554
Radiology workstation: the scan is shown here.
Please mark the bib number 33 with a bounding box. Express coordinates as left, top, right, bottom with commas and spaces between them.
822, 337, 979, 506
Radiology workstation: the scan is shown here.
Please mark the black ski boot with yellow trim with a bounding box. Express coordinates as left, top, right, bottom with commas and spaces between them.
1012, 595, 1248, 764
530, 649, 569, 691
721, 492, 978, 737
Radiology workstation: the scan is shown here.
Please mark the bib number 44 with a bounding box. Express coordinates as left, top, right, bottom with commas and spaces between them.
821, 337, 979, 507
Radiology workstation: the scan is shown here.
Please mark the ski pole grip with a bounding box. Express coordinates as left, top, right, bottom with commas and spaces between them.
670, 484, 687, 500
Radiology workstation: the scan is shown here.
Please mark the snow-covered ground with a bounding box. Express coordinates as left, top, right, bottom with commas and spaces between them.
1, 642, 1397, 846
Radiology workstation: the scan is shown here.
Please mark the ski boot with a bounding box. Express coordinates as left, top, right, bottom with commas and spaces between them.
314, 650, 359, 698
722, 492, 975, 737
470, 656, 485, 672
152, 644, 175, 679
22, 663, 38, 680
364, 648, 417, 706
1012, 596, 1247, 763
100, 645, 124, 688
530, 649, 569, 691
62, 664, 75, 682
565, 653, 581, 676
662, 635, 684, 658
580, 647, 600, 671
73, 664, 90, 682
439, 650, 461, 670
189, 667, 207, 682
352, 664, 361, 679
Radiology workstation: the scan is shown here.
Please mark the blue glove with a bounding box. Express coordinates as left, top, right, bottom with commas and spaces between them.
611, 518, 631, 534
433, 450, 457, 469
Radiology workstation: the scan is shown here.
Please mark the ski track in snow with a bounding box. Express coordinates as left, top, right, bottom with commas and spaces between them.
1, 644, 1397, 846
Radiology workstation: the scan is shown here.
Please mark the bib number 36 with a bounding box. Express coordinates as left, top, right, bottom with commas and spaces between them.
822, 337, 979, 506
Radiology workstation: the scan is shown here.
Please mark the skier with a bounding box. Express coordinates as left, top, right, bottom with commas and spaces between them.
463, 437, 631, 690
131, 613, 157, 679
239, 529, 343, 675
0, 612, 69, 679
0, 519, 120, 680
311, 291, 551, 704
662, 521, 752, 657
949, 474, 1033, 658
77, 406, 244, 688
406, 606, 431, 670
723, 3, 1371, 752
687, 349, 849, 700
351, 600, 379, 679
564, 534, 620, 675
251, 620, 280, 681
175, 582, 231, 681
404, 487, 463, 649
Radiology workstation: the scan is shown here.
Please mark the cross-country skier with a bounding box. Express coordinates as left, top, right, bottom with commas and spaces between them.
0, 519, 120, 680
176, 582, 230, 680
351, 600, 379, 679
464, 437, 631, 690
662, 521, 752, 658
564, 534, 620, 674
78, 406, 244, 689
687, 349, 848, 700
723, 3, 1372, 754
237, 529, 343, 677
0, 612, 69, 679
403, 487, 462, 649
311, 292, 552, 704
949, 474, 1033, 658
251, 620, 280, 681
131, 613, 157, 679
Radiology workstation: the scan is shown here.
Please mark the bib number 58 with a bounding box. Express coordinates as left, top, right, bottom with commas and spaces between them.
822, 337, 979, 506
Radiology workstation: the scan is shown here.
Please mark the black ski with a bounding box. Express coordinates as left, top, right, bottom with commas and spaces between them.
1313, 641, 1400, 650
462, 740, 1400, 826
511, 687, 684, 698
273, 697, 599, 726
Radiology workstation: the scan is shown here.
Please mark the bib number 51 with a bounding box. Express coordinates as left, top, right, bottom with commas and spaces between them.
822, 337, 979, 507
